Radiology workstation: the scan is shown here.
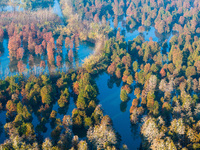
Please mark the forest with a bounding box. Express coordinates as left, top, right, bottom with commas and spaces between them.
0, 0, 200, 149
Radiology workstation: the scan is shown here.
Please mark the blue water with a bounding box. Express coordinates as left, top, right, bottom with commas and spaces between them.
0, 111, 7, 144
53, 0, 63, 18
96, 73, 141, 149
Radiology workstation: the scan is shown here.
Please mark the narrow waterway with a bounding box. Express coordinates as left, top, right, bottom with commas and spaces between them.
96, 73, 141, 149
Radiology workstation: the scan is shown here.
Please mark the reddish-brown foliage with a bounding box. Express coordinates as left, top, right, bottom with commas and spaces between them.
122, 55, 131, 67
40, 60, 46, 68
73, 81, 79, 95
179, 16, 185, 25
138, 26, 145, 32
68, 49, 74, 62
7, 22, 15, 37
8, 35, 21, 58
70, 39, 74, 50
116, 30, 121, 41
17, 60, 25, 73
35, 45, 43, 55
115, 68, 121, 78
43, 32, 53, 42
74, 35, 79, 48
47, 42, 55, 62
0, 28, 4, 40
160, 68, 166, 77
144, 63, 151, 73
6, 100, 16, 112
65, 37, 71, 48
16, 48, 24, 60
56, 55, 62, 67
122, 84, 131, 94
56, 38, 63, 47
29, 54, 34, 68
107, 62, 116, 75
94, 13, 100, 23
42, 40, 47, 50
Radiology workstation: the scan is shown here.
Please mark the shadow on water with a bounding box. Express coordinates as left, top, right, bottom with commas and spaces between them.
31, 95, 76, 141
0, 111, 7, 144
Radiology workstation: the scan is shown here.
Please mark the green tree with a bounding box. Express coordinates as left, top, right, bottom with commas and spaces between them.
127, 75, 133, 85
185, 66, 196, 78
40, 85, 52, 105
120, 89, 128, 102
84, 117, 92, 129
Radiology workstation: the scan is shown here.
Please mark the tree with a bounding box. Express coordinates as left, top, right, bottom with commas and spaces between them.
56, 38, 63, 47
76, 92, 87, 110
72, 113, 82, 128
160, 68, 166, 77
42, 138, 53, 150
8, 35, 21, 58
35, 45, 43, 55
133, 61, 139, 72
146, 92, 155, 112
144, 63, 151, 73
22, 105, 31, 121
42, 40, 46, 50
0, 28, 4, 41
16, 48, 24, 60
122, 69, 130, 83
185, 66, 196, 78
87, 123, 117, 149
51, 125, 62, 143
141, 117, 160, 143
73, 81, 79, 95
115, 68, 121, 78
84, 117, 92, 129
78, 140, 88, 150
155, 20, 165, 34
56, 55, 62, 67
122, 54, 131, 67
28, 34, 36, 53
65, 37, 71, 49
40, 60, 46, 68
40, 85, 52, 105
147, 75, 157, 92
50, 110, 57, 120
68, 49, 74, 62
151, 137, 177, 150
6, 100, 17, 113
122, 84, 131, 94
127, 75, 133, 85
94, 13, 100, 23
58, 88, 69, 107
120, 89, 128, 102
47, 42, 55, 62
130, 109, 138, 124
107, 62, 116, 75
162, 102, 171, 116
62, 115, 72, 128
116, 30, 121, 41
17, 61, 25, 73
179, 16, 185, 25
